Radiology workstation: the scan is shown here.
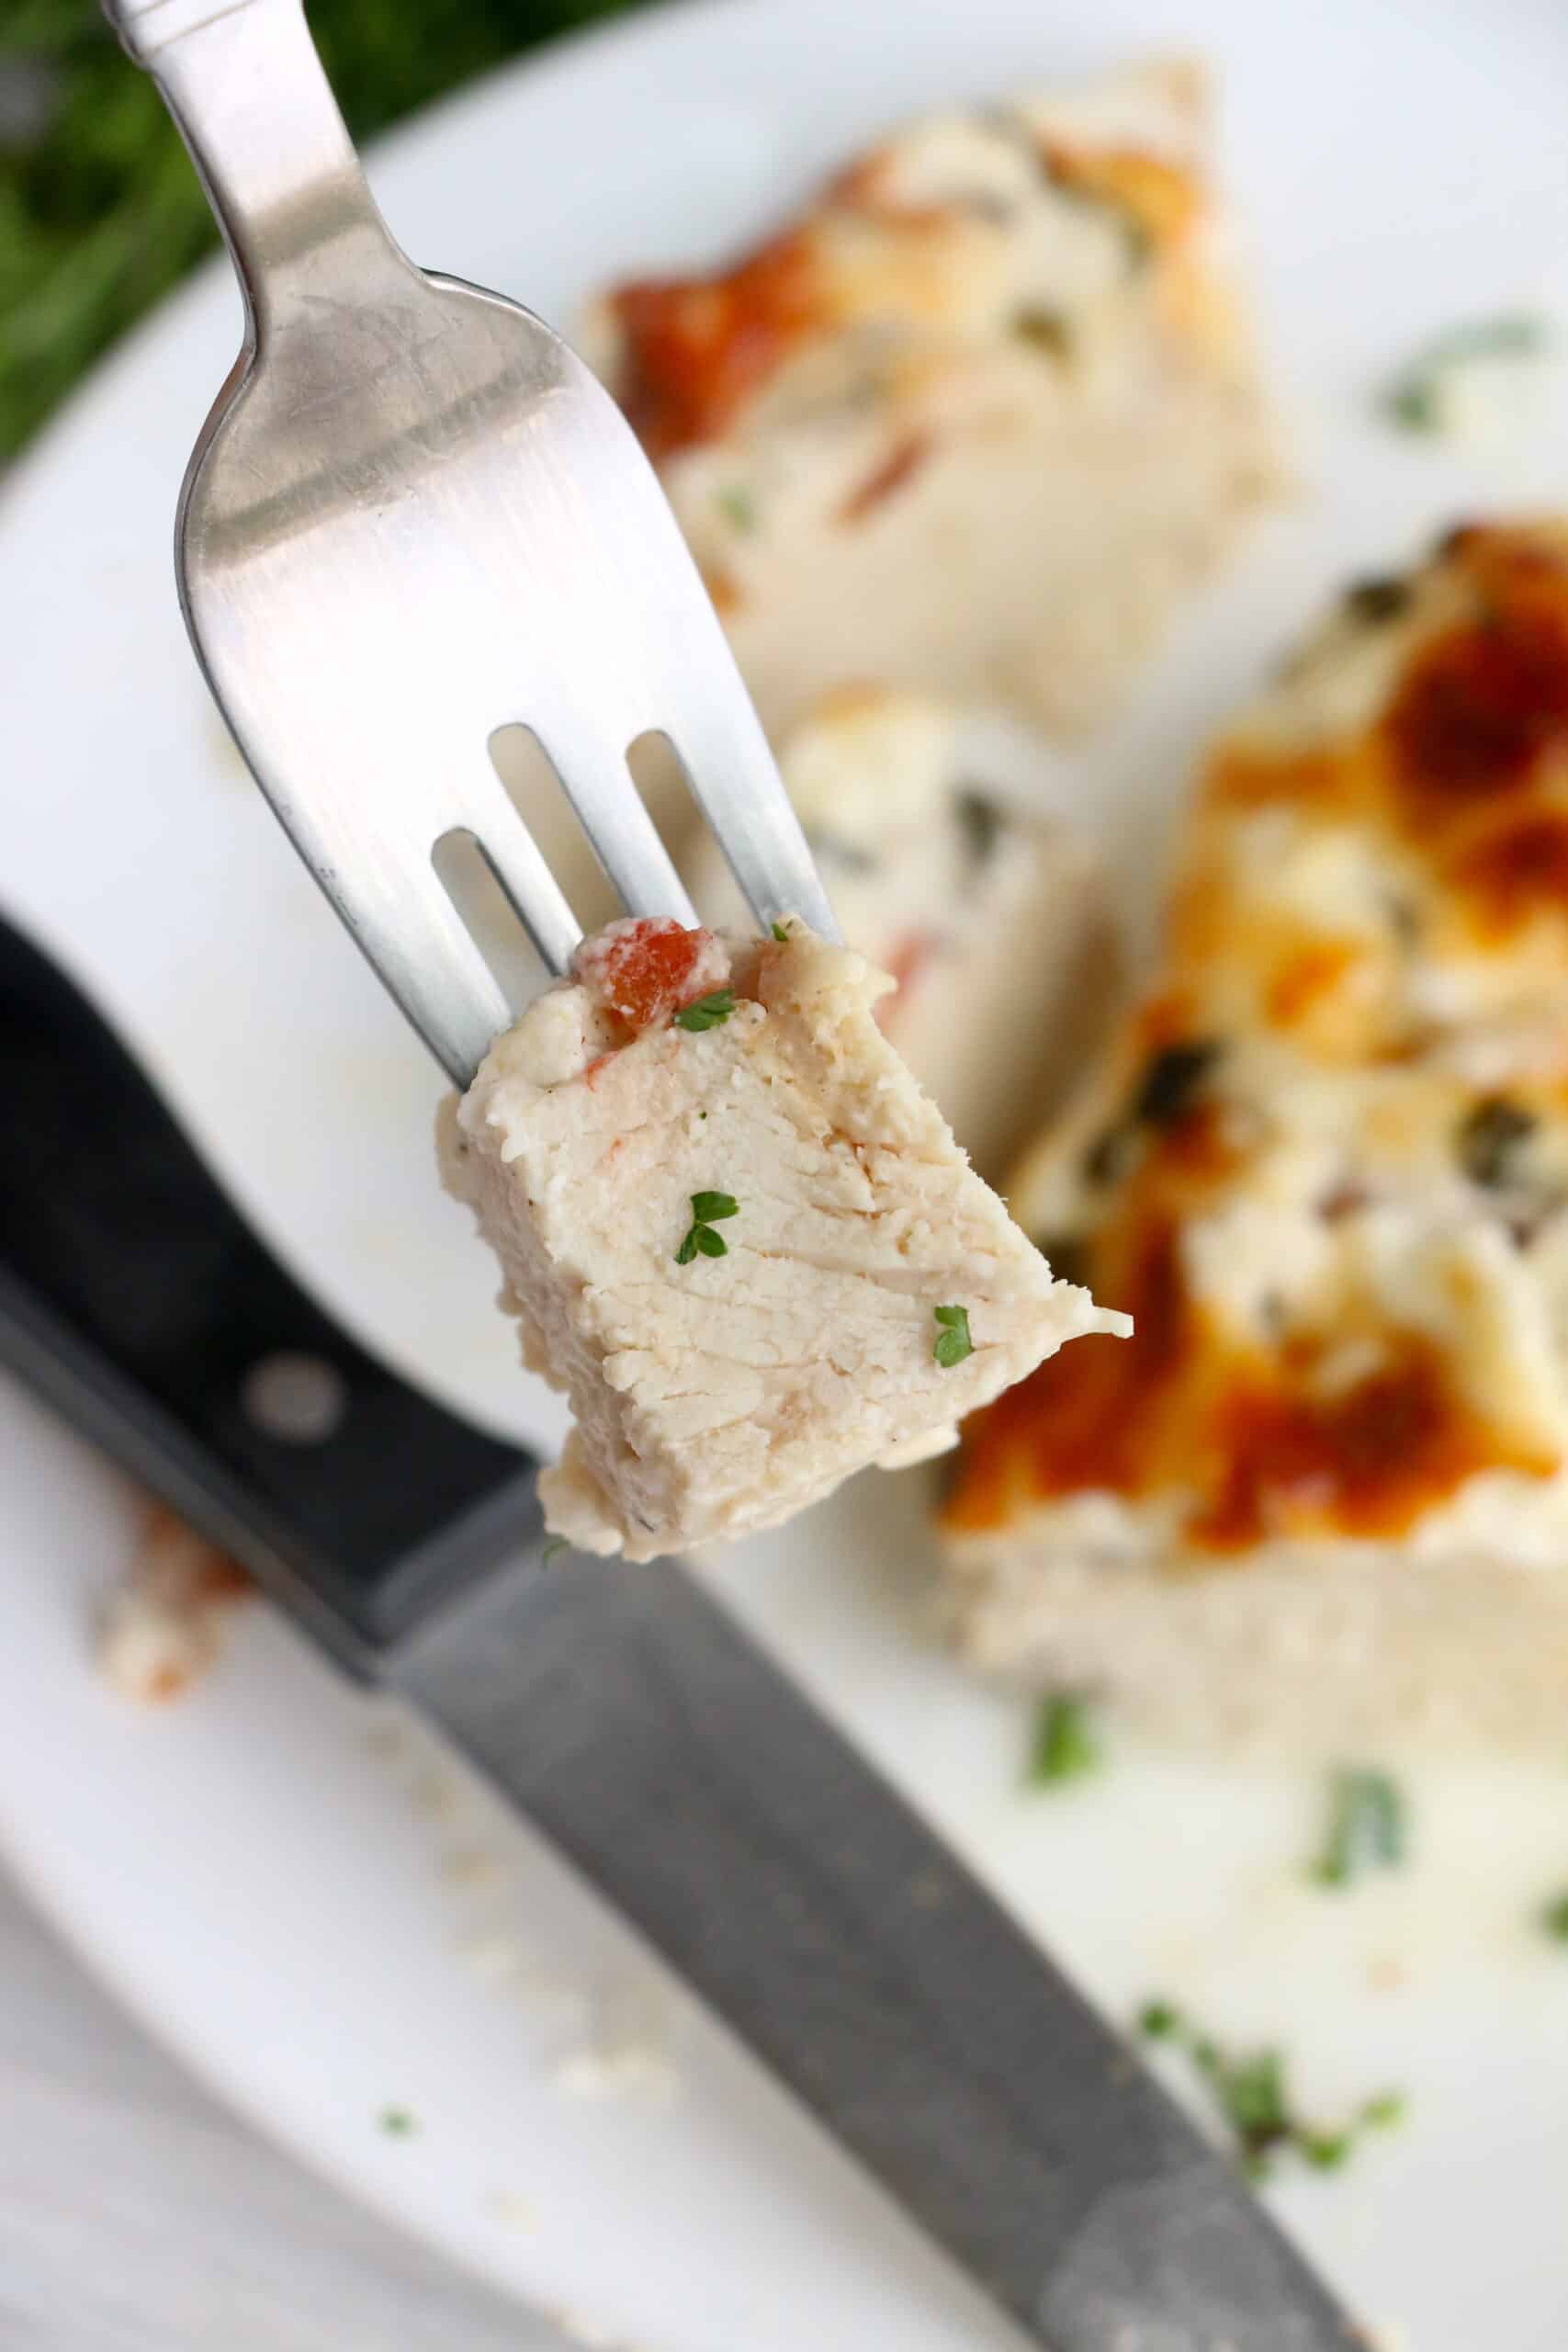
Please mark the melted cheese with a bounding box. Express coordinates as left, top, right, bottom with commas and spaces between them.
945, 520, 1568, 1565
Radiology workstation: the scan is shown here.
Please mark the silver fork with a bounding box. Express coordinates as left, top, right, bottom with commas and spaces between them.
105, 0, 836, 1084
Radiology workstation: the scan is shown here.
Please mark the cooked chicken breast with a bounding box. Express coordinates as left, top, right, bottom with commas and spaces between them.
682, 685, 1118, 1176
442, 917, 1123, 1560
941, 520, 1568, 1750
583, 60, 1280, 737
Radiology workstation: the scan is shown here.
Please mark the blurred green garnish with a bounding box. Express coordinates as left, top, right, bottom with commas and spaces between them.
0, 0, 646, 461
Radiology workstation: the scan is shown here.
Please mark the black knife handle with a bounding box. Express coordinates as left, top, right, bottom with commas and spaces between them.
0, 914, 542, 1668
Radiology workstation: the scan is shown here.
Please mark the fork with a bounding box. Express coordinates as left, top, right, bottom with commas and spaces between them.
104, 0, 836, 1085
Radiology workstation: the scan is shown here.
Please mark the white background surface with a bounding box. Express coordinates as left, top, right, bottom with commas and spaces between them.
7, 0, 1568, 2346
0, 1869, 564, 2351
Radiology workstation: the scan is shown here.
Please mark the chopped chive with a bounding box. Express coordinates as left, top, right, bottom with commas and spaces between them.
771, 920, 791, 942
932, 1303, 974, 1368
673, 989, 735, 1032
1028, 1691, 1100, 1787
379, 2108, 418, 2137
1131, 2003, 1406, 2180
1311, 1768, 1406, 1887
540, 1536, 569, 1568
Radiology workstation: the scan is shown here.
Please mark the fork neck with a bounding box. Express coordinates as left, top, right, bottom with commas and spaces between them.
107, 0, 411, 344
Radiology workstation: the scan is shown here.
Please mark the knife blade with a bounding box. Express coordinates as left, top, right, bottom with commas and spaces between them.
0, 910, 1362, 2350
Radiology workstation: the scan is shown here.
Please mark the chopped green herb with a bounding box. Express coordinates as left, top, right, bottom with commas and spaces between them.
1385, 314, 1551, 432
715, 484, 757, 532
1082, 1125, 1132, 1187
1344, 575, 1413, 625
673, 988, 735, 1032
1012, 306, 1071, 359
379, 2107, 417, 2137
1133, 1039, 1222, 1126
540, 1536, 569, 1568
954, 786, 1004, 873
1028, 1691, 1100, 1787
771, 920, 792, 942
676, 1190, 739, 1264
1133, 2003, 1406, 2182
1457, 1096, 1536, 1188
1311, 1767, 1406, 1887
0, 0, 643, 467
1217, 2048, 1292, 2174
932, 1303, 974, 1368
1540, 1890, 1568, 1940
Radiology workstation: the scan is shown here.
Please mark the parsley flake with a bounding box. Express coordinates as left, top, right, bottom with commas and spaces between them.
1311, 1768, 1406, 1888
673, 989, 735, 1033
715, 484, 757, 532
1385, 314, 1551, 432
932, 1303, 974, 1367
1028, 1691, 1101, 1788
771, 920, 791, 942
379, 2107, 418, 2137
540, 1536, 569, 1568
1540, 1889, 1568, 1941
676, 1191, 739, 1264
1134, 2003, 1405, 2183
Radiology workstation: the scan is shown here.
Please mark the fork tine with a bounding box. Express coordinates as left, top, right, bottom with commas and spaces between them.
346, 853, 513, 1087
663, 684, 839, 942
531, 718, 698, 926
457, 775, 582, 979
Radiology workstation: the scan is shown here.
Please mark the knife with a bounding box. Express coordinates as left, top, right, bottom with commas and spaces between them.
0, 910, 1361, 2351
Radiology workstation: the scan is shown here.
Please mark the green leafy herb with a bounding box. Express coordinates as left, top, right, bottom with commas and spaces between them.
1311, 1767, 1406, 1887
1134, 2003, 1405, 2182
1133, 1039, 1222, 1126
0, 0, 650, 463
675, 1189, 739, 1264
1385, 314, 1551, 432
1457, 1096, 1536, 1189
715, 483, 757, 532
379, 2107, 418, 2137
1029, 1692, 1101, 1787
1344, 575, 1413, 625
932, 1303, 974, 1368
540, 1536, 569, 1567
673, 988, 735, 1032
1540, 1889, 1568, 1941
771, 920, 792, 942
954, 786, 1004, 873
1012, 306, 1071, 359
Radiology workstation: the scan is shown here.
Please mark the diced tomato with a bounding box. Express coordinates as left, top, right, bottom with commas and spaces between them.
574, 918, 729, 1035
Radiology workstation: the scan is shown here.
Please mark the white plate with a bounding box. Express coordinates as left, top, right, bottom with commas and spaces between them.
6, 0, 1568, 2344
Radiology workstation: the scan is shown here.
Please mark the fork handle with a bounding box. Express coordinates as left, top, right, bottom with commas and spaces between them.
101, 0, 407, 337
